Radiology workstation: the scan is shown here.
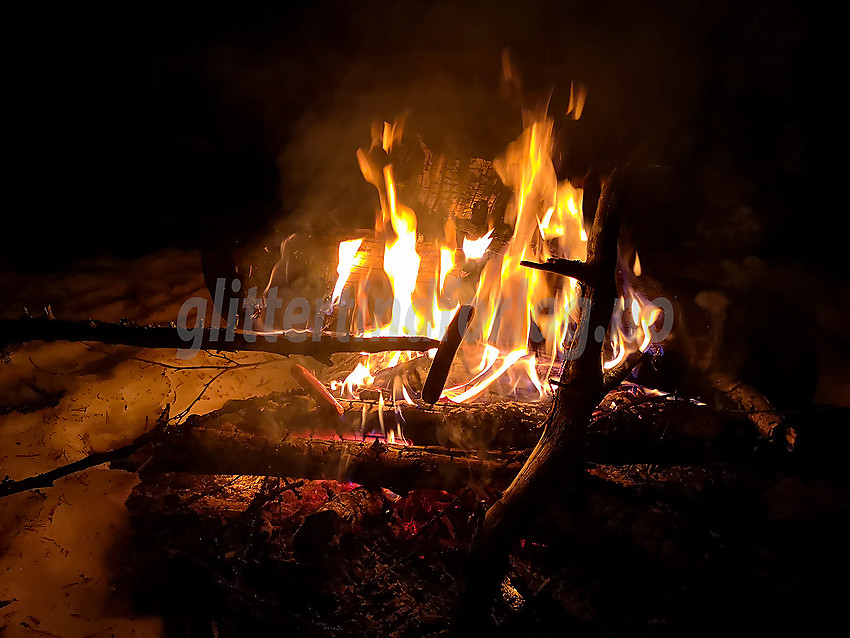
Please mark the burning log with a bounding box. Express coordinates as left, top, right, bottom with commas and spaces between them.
422, 305, 476, 404
116, 426, 524, 496
339, 398, 547, 450
459, 168, 630, 625
7, 370, 713, 503
0, 317, 440, 362
175, 387, 550, 450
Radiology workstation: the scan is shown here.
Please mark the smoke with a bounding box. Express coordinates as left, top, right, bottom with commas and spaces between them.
191, 0, 816, 261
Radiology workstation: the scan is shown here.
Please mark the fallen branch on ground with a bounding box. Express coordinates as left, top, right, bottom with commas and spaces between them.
0, 406, 171, 498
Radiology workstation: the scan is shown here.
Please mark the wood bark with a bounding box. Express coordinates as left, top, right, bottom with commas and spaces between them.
114, 427, 525, 496
709, 372, 796, 451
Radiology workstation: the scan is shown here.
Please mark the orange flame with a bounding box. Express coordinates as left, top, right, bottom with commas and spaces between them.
329, 104, 663, 407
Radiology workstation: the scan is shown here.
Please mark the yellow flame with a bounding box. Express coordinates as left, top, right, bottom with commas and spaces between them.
382, 165, 421, 335
446, 349, 528, 403
341, 362, 374, 398
462, 230, 494, 260
331, 238, 364, 305
327, 106, 667, 406
439, 247, 455, 292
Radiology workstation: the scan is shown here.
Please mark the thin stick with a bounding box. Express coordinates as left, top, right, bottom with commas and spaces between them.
520, 259, 588, 281
422, 305, 476, 404
0, 318, 440, 360
0, 406, 171, 498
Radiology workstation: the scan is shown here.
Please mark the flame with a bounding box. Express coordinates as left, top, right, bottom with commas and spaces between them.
340, 362, 374, 398
462, 230, 494, 260
445, 348, 527, 403
324, 100, 665, 410
567, 81, 587, 120
382, 165, 421, 335
439, 247, 454, 291
331, 238, 364, 306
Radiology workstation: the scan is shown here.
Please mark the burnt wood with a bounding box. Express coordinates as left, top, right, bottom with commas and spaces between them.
422, 305, 476, 404
459, 168, 629, 626
116, 427, 524, 495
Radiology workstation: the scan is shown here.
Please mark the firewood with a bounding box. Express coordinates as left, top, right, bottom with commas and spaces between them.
409, 140, 508, 237
459, 168, 630, 626
169, 388, 550, 450
0, 317, 440, 362
422, 305, 476, 404
116, 427, 525, 495
339, 398, 547, 450
708, 372, 796, 451
6, 370, 697, 502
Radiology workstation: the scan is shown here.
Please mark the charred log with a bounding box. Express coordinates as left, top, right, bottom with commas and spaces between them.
459, 168, 628, 626
115, 427, 524, 495
708, 372, 796, 451
422, 305, 476, 404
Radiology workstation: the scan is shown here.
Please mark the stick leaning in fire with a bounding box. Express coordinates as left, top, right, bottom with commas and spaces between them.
421, 304, 476, 404
457, 168, 631, 627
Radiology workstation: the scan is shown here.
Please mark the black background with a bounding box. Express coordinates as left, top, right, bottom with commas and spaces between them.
4, 0, 831, 272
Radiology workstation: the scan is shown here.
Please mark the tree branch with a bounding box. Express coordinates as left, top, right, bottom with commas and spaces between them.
459, 168, 628, 627
520, 258, 588, 282
0, 318, 440, 361
0, 406, 171, 498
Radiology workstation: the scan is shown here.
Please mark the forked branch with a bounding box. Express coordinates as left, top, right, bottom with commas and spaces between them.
458, 168, 629, 627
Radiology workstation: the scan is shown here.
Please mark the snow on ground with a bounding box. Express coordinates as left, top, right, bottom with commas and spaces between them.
0, 249, 300, 637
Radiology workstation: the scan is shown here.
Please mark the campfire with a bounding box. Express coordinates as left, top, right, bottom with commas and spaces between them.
320, 114, 665, 410
1, 9, 846, 635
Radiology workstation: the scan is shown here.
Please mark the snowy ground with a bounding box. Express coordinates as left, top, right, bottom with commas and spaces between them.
0, 250, 303, 637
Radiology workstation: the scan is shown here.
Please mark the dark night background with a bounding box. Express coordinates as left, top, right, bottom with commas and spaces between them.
5, 0, 831, 267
